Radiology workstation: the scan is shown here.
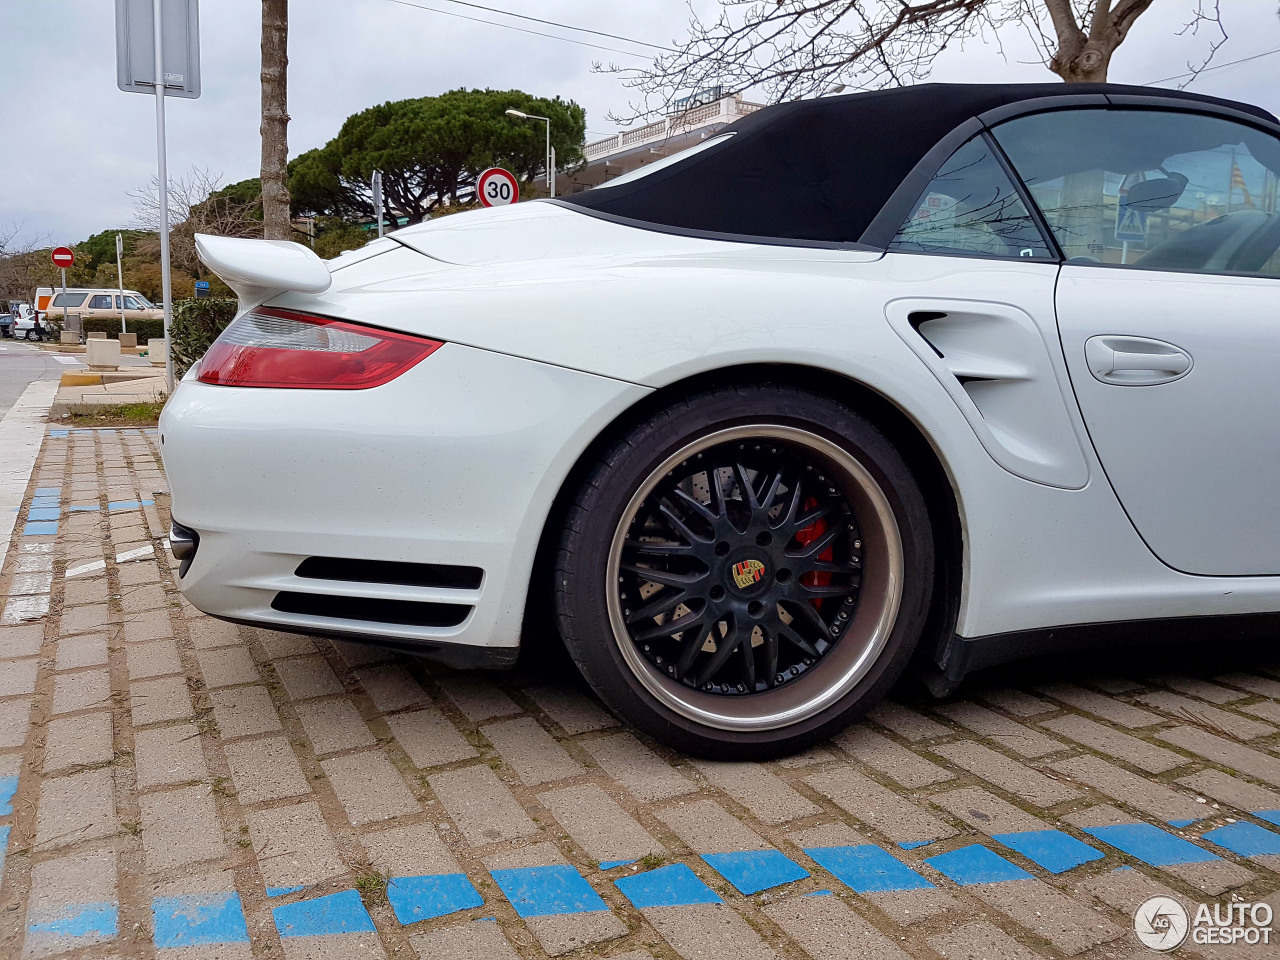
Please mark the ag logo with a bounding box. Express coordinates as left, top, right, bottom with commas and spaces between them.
731, 559, 766, 589
1134, 896, 1190, 951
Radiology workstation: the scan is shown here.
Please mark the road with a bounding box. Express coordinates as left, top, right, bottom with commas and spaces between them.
0, 339, 79, 418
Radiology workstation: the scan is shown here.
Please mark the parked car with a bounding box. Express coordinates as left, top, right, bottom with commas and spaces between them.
41, 288, 163, 324
161, 83, 1280, 757
13, 313, 51, 341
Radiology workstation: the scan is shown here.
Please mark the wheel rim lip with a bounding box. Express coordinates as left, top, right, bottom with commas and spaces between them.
605, 424, 904, 733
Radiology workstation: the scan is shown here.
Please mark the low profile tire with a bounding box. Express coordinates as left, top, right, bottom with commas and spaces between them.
555, 384, 934, 758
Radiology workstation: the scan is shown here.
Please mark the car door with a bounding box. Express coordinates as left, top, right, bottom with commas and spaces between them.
992, 107, 1280, 576
87, 293, 114, 320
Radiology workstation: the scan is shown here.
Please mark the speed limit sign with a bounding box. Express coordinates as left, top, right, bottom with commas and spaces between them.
477, 167, 519, 207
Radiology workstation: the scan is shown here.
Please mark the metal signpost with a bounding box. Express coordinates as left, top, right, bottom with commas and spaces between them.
116, 233, 128, 334
505, 109, 555, 198
372, 171, 385, 238
116, 0, 201, 394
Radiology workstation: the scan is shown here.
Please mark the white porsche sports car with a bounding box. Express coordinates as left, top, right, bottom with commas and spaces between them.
162, 83, 1280, 756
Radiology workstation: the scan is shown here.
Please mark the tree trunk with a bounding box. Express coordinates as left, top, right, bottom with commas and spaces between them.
260, 0, 290, 240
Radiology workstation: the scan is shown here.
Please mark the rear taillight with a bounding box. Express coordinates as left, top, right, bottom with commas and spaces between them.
198, 307, 442, 389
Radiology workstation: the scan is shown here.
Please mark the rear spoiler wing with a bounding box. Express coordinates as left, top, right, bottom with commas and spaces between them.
194, 234, 331, 309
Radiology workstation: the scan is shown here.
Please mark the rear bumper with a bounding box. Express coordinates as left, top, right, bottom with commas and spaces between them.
159, 341, 648, 657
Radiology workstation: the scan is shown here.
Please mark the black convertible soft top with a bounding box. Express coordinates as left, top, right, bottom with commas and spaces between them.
560, 83, 1278, 247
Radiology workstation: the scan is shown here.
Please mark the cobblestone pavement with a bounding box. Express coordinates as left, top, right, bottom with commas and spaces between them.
1, 427, 1279, 959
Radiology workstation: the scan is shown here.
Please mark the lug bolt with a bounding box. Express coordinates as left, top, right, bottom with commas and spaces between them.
790, 665, 799, 676
775, 673, 785, 684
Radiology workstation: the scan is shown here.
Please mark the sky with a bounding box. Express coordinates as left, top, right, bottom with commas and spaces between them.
2, 0, 1278, 247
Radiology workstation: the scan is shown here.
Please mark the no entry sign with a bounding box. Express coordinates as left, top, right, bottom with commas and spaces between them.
477, 167, 519, 207
51, 247, 75, 268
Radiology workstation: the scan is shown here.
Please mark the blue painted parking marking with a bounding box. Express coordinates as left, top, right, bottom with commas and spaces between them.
491, 865, 609, 918
107, 499, 153, 512
0, 826, 9, 885
33, 487, 60, 496
386, 874, 484, 924
702, 850, 809, 895
26, 508, 59, 522
805, 844, 934, 893
48, 430, 69, 437
898, 840, 933, 850
67, 504, 100, 513
28, 902, 118, 938
266, 885, 305, 897
1203, 822, 1280, 859
614, 863, 723, 909
30, 498, 59, 510
1256, 811, 1280, 828
0, 774, 16, 815
599, 859, 636, 870
152, 892, 250, 948
1168, 819, 1196, 828
925, 845, 1033, 885
1084, 824, 1219, 866
991, 830, 1104, 874
273, 890, 375, 937
22, 521, 58, 536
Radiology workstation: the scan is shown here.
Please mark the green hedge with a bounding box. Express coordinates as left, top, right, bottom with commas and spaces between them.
171, 298, 237, 378
82, 317, 166, 344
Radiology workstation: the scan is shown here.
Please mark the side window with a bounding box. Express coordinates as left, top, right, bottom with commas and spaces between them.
993, 108, 1280, 277
88, 295, 113, 309
889, 136, 1053, 259
52, 293, 86, 307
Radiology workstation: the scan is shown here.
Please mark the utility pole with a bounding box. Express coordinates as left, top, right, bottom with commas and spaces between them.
153, 0, 174, 393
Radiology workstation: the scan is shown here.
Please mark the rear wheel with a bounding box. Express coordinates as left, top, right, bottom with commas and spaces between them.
25, 329, 39, 342
555, 384, 934, 757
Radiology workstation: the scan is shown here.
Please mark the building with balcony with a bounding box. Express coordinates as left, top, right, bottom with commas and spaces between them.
558, 94, 765, 195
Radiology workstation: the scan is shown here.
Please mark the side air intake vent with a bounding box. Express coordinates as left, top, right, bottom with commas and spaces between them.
295, 557, 483, 590
271, 592, 471, 628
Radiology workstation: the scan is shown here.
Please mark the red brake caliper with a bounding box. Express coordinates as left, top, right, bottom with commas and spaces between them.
794, 496, 833, 612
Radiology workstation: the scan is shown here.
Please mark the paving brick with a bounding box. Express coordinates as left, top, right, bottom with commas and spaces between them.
386, 707, 478, 767
644, 903, 780, 960
321, 750, 420, 824
282, 935, 387, 960
764, 893, 913, 960
24, 847, 118, 958
979, 689, 1055, 717
539, 782, 661, 863
54, 633, 107, 670
35, 767, 116, 850
935, 703, 1063, 758
352, 663, 427, 713
1241, 700, 1280, 725
255, 628, 317, 659
134, 722, 207, 788
866, 702, 950, 741
195, 647, 260, 688
524, 684, 616, 734
130, 675, 195, 726
1135, 690, 1275, 741
62, 577, 108, 607
1080, 864, 1183, 914
120, 582, 167, 613
1156, 725, 1280, 788
929, 919, 1047, 960
294, 698, 375, 755
59, 602, 109, 636
247, 801, 346, 888
51, 668, 111, 715
1215, 672, 1280, 698
694, 759, 820, 824
275, 655, 344, 702
186, 616, 242, 649
834, 727, 954, 787
210, 685, 283, 739
123, 608, 174, 643
428, 763, 537, 845
482, 716, 583, 786
580, 732, 696, 802
657, 798, 771, 852
411, 919, 522, 960
225, 736, 310, 804
43, 712, 113, 772
363, 821, 462, 876
439, 675, 520, 722
931, 741, 1079, 806
139, 784, 225, 871
1050, 754, 1207, 824
1176, 769, 1280, 815
967, 878, 1124, 955
0, 698, 32, 747
117, 559, 162, 586
805, 767, 955, 846
931, 786, 1044, 835
1033, 683, 1163, 727
0, 657, 39, 696
331, 639, 394, 668
126, 638, 183, 679
0, 624, 43, 659
1159, 676, 1247, 704
1040, 714, 1188, 775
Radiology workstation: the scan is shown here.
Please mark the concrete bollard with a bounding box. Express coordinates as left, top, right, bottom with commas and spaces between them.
86, 331, 108, 340
148, 339, 167, 367
86, 338, 122, 371
119, 332, 138, 348
60, 331, 79, 345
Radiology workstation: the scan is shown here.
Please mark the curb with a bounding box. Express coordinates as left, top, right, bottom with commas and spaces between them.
0, 379, 59, 574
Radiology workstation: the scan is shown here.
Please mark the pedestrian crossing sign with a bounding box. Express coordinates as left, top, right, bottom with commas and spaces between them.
1115, 202, 1148, 242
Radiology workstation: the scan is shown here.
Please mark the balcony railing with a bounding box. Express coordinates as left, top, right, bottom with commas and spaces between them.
583, 97, 764, 162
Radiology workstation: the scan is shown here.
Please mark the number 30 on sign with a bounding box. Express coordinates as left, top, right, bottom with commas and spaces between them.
477, 167, 519, 207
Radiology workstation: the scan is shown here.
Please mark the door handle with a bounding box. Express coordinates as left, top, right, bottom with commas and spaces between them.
1084, 336, 1194, 385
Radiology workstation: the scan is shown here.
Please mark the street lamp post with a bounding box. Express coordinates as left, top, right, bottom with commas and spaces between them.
505, 109, 554, 198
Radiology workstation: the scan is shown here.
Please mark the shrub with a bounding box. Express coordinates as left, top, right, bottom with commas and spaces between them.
82, 316, 166, 344
171, 297, 237, 378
